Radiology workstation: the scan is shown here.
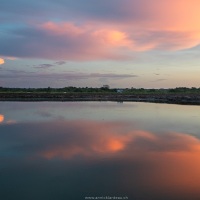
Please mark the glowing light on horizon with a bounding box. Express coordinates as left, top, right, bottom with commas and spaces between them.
0, 114, 4, 123
0, 58, 4, 65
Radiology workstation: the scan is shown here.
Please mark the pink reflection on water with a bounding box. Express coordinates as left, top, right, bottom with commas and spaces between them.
37, 120, 200, 196
0, 114, 4, 123
2, 119, 200, 198
41, 121, 134, 159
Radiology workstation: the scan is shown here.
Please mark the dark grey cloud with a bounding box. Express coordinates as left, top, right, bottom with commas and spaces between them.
27, 61, 66, 70
55, 61, 66, 65
0, 70, 137, 80
0, 69, 138, 87
151, 79, 167, 82
35, 110, 52, 118
34, 64, 54, 69
0, 69, 29, 74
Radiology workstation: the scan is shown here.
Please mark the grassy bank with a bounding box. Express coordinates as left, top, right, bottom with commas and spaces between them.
0, 86, 200, 94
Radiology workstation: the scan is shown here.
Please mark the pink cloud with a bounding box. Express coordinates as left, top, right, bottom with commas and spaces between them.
39, 22, 132, 50
37, 22, 133, 60
40, 22, 84, 36
1, 1, 200, 61
34, 19, 200, 58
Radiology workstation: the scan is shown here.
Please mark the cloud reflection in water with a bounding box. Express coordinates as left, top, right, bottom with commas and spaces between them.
1, 119, 200, 200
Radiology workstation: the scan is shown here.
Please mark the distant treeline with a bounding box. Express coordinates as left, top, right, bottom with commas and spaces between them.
0, 86, 200, 94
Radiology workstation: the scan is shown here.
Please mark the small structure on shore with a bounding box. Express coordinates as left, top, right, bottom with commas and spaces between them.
117, 89, 124, 93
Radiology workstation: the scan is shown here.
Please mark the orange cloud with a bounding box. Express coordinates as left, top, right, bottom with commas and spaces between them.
93, 29, 132, 48
0, 114, 4, 123
140, 0, 200, 31
130, 30, 200, 51
0, 58, 4, 65
1, 1, 200, 61
34, 1, 200, 53
37, 22, 134, 60
40, 22, 133, 50
39, 19, 200, 59
121, 0, 200, 51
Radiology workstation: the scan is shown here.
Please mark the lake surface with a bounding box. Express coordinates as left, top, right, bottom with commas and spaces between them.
0, 101, 200, 200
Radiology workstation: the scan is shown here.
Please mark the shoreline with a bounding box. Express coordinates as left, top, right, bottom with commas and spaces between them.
1, 93, 200, 105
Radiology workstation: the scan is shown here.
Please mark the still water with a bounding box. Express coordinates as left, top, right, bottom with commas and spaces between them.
0, 101, 200, 200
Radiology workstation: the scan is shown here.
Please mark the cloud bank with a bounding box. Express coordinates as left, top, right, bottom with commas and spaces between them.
1, 0, 200, 61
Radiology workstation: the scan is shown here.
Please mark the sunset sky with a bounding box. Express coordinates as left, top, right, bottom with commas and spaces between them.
1, 0, 200, 88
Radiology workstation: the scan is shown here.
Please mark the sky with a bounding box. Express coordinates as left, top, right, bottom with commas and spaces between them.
1, 0, 200, 88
